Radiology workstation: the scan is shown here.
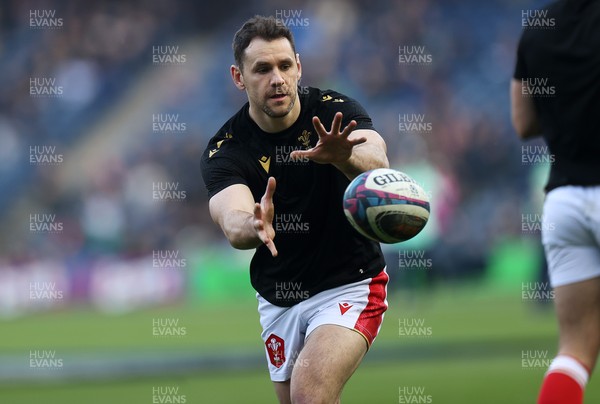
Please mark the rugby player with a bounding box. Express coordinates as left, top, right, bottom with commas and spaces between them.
511, 1, 600, 402
201, 15, 390, 404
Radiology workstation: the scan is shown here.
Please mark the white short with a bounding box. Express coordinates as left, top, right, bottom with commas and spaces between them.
257, 269, 388, 382
542, 185, 600, 287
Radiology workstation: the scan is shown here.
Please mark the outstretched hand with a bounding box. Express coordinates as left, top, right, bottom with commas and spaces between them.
290, 112, 367, 164
253, 177, 278, 257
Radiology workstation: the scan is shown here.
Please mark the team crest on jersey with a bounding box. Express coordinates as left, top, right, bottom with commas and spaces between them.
265, 334, 286, 368
259, 155, 271, 173
297, 130, 311, 149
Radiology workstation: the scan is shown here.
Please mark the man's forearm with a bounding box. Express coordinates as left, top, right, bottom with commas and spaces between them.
221, 209, 262, 250
511, 79, 542, 139
333, 143, 389, 180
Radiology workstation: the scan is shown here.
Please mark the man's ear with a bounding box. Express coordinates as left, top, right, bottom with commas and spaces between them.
296, 53, 302, 81
231, 65, 245, 90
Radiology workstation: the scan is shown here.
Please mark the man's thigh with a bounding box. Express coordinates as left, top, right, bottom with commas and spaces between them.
543, 186, 600, 287
290, 324, 368, 403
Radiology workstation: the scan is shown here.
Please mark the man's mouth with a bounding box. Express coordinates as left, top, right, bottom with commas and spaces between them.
269, 93, 287, 100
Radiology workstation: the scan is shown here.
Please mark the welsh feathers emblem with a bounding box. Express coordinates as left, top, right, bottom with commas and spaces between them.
265, 334, 286, 368
297, 130, 311, 149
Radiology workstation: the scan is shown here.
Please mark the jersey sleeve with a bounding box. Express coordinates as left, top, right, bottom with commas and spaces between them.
514, 33, 528, 80
318, 90, 376, 132
200, 144, 248, 199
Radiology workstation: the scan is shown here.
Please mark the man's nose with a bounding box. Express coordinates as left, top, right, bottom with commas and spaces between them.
271, 69, 284, 86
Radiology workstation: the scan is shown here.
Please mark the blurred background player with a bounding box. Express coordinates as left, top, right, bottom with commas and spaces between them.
511, 0, 600, 403
201, 16, 389, 403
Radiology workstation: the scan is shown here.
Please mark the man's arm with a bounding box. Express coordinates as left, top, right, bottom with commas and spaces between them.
511, 78, 542, 139
332, 128, 389, 179
290, 112, 389, 180
208, 178, 278, 256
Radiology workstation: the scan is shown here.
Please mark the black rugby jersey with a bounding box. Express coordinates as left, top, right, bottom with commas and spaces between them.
514, 0, 600, 192
201, 87, 385, 307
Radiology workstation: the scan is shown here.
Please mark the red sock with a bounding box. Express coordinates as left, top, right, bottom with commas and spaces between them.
537, 355, 589, 404
538, 371, 583, 404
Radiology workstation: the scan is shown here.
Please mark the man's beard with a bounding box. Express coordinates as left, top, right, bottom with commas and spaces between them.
262, 88, 297, 118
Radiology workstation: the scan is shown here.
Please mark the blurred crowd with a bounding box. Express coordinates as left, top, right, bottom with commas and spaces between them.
0, 0, 548, 314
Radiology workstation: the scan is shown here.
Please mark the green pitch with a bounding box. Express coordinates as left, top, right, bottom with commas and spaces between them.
2, 282, 598, 404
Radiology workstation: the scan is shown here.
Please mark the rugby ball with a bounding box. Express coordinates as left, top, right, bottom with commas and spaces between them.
343, 168, 430, 243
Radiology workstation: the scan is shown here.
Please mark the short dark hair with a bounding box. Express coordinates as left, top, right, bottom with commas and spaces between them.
232, 15, 296, 69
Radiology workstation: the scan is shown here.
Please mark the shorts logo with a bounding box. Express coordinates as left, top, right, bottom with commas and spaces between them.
265, 334, 285, 368
339, 302, 353, 315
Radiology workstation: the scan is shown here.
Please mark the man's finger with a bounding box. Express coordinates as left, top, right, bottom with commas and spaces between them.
349, 137, 367, 146
331, 112, 343, 136
264, 238, 278, 257
264, 177, 276, 201
312, 116, 327, 137
253, 203, 262, 220
341, 120, 357, 137
255, 223, 278, 257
